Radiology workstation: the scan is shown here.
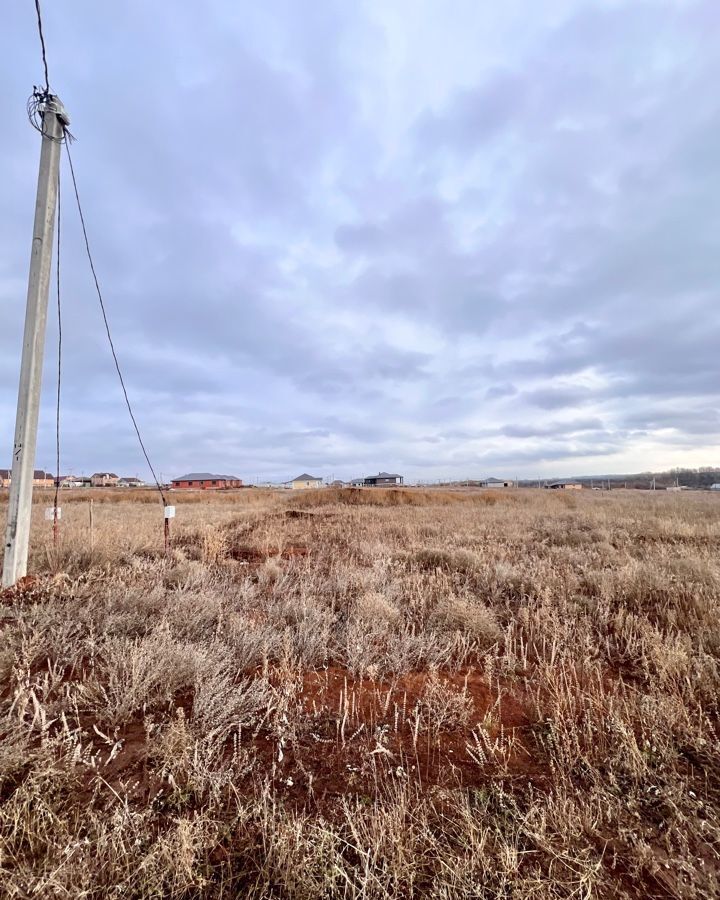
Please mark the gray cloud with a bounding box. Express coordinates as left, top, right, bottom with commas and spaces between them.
485, 383, 517, 401
501, 418, 605, 439
1, 0, 719, 482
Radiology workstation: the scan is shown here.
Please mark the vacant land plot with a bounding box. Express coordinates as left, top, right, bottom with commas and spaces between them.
0, 487, 718, 898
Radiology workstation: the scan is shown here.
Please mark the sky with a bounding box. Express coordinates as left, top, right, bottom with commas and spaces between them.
1, 0, 719, 483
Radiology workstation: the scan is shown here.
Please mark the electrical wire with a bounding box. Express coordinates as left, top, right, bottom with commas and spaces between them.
27, 90, 69, 142
33, 0, 50, 93
53, 165, 62, 528
31, 0, 166, 510
64, 141, 167, 506
28, 0, 70, 143
31, 0, 64, 532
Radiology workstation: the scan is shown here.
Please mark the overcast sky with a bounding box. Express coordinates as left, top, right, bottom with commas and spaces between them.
1, 1, 719, 482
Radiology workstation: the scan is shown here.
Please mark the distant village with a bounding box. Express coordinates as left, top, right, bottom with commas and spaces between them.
2, 468, 719, 492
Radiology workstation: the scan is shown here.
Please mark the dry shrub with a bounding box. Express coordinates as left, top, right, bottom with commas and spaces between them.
200, 525, 228, 565
163, 559, 211, 591
257, 555, 284, 585
410, 547, 480, 574
190, 654, 272, 737
414, 669, 473, 734
432, 596, 502, 647
84, 630, 197, 724
354, 590, 401, 625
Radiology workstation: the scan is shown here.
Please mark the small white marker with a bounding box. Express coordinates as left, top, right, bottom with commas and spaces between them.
164, 506, 175, 519
45, 507, 61, 521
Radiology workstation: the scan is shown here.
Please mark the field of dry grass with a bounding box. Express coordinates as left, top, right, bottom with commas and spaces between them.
0, 486, 718, 898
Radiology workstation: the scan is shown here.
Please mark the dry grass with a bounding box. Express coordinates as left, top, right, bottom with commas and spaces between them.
0, 487, 719, 898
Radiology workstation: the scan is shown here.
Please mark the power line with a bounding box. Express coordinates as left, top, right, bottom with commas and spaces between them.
53, 164, 62, 533
28, 2, 71, 144
64, 141, 167, 506
33, 0, 50, 93
31, 0, 165, 509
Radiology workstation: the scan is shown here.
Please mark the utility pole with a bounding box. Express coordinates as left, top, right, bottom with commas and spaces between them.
2, 97, 66, 588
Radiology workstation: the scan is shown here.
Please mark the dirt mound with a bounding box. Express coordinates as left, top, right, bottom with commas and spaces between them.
288, 487, 512, 508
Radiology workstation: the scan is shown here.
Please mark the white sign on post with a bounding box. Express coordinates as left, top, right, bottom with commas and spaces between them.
45, 507, 61, 521
164, 506, 175, 519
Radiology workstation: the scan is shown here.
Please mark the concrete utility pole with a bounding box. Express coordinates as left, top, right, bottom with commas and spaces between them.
2, 98, 66, 588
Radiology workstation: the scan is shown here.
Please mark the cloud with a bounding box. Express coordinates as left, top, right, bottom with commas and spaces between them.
416, 69, 529, 151
1, 0, 719, 481
485, 383, 517, 401
501, 418, 605, 439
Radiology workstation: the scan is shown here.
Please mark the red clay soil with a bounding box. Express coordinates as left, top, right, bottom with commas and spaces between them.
59, 666, 540, 815
262, 666, 540, 807
227, 546, 267, 564
0, 574, 40, 603
227, 544, 309, 564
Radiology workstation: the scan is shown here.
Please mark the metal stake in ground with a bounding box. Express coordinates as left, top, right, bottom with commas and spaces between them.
2, 97, 67, 588
164, 505, 175, 555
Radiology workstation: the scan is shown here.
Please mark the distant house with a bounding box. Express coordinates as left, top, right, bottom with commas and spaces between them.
91, 472, 119, 488
329, 480, 345, 488
1, 469, 55, 487
118, 477, 145, 488
290, 474, 324, 490
363, 472, 404, 487
171, 473, 243, 490
480, 477, 514, 488
59, 475, 86, 488
546, 481, 582, 490
710, 484, 720, 491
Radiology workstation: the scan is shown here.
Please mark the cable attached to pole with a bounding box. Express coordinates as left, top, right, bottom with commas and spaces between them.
28, 1, 72, 144
64, 142, 167, 507
33, 0, 50, 94
29, 0, 168, 551
53, 164, 62, 545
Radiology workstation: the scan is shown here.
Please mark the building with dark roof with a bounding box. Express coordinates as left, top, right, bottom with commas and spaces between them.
290, 474, 324, 490
363, 472, 404, 486
59, 475, 91, 488
0, 469, 54, 487
480, 477, 515, 488
171, 473, 243, 490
